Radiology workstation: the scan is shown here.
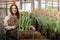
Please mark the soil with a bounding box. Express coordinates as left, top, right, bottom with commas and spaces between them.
6, 30, 49, 40
19, 31, 49, 40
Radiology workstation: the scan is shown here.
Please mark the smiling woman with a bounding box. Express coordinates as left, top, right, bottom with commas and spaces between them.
4, 4, 19, 40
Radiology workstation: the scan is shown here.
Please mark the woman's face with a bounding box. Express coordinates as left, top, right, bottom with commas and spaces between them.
12, 6, 17, 14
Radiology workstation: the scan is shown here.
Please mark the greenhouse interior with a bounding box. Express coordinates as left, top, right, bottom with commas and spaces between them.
0, 0, 60, 40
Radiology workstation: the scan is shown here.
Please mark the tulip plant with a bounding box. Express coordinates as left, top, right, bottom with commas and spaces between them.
18, 12, 30, 31
31, 8, 60, 35
18, 11, 36, 31
18, 8, 60, 35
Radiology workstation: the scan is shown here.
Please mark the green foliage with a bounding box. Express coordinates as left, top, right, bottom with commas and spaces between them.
56, 21, 60, 34
48, 18, 57, 32
18, 11, 60, 35
18, 12, 36, 31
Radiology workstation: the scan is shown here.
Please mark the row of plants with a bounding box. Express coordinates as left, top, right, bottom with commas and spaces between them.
32, 8, 60, 35
18, 11, 30, 31
18, 9, 60, 35
18, 11, 36, 31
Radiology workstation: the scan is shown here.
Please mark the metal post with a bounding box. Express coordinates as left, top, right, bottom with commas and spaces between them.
31, 0, 34, 11
6, 1, 7, 15
38, 0, 41, 9
20, 0, 22, 9
0, 0, 1, 19
58, 0, 59, 11
52, 0, 53, 8
45, 0, 46, 8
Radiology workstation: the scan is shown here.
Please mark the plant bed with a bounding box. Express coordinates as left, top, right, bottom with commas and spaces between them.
19, 30, 42, 39
6, 30, 44, 40
56, 33, 60, 40
45, 28, 56, 40
49, 31, 56, 40
19, 30, 35, 39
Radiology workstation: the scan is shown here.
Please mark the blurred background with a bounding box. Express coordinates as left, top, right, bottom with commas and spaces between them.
0, 0, 60, 18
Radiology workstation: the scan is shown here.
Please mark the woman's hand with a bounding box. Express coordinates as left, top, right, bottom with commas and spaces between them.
11, 26, 16, 29
31, 25, 36, 31
4, 26, 12, 30
5, 25, 16, 30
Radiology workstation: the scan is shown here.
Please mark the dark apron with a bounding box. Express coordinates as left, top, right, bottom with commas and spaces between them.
6, 28, 18, 40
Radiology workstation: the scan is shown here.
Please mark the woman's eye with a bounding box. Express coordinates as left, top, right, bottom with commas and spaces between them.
12, 8, 17, 9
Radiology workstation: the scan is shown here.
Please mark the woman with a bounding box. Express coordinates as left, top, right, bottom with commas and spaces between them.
4, 4, 19, 40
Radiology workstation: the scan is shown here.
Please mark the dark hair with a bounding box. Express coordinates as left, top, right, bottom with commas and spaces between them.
10, 4, 19, 19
